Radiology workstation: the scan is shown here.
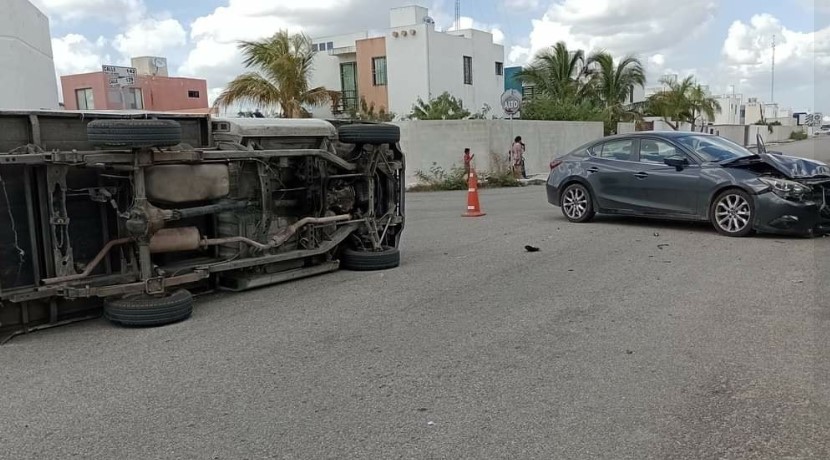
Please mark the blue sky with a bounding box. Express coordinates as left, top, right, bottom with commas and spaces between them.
35, 0, 828, 113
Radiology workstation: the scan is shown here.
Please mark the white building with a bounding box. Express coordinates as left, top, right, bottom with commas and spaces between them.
0, 0, 59, 109
308, 6, 505, 119
712, 94, 744, 125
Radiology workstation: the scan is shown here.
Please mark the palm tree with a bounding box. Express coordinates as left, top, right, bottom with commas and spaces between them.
214, 30, 333, 118
647, 75, 696, 130
647, 76, 721, 131
516, 42, 590, 102
584, 51, 646, 131
687, 84, 722, 131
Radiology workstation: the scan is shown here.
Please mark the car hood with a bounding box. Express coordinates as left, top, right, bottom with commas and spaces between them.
723, 153, 830, 180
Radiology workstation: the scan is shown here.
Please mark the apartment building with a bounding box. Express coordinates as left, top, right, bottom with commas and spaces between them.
60, 56, 210, 113
308, 5, 505, 119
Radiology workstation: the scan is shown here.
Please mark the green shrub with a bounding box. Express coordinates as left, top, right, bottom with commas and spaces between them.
789, 130, 808, 141
411, 162, 468, 192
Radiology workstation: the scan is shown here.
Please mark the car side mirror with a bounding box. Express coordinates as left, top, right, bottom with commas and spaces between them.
664, 156, 689, 170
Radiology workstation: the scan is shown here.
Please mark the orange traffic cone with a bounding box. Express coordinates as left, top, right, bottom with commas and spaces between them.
462, 167, 486, 217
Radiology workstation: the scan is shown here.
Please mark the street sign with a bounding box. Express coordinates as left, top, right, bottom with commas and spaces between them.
103, 65, 137, 88
500, 89, 522, 117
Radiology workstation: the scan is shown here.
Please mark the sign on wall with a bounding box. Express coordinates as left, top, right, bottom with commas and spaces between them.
500, 89, 522, 117
103, 65, 137, 88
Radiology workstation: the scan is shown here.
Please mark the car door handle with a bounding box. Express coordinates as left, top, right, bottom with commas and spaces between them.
587, 167, 600, 173
634, 172, 649, 179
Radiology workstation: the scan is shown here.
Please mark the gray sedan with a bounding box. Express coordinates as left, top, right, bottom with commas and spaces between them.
546, 132, 830, 237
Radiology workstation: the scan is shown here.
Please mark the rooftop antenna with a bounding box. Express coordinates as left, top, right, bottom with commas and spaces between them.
455, 0, 461, 30
771, 34, 776, 103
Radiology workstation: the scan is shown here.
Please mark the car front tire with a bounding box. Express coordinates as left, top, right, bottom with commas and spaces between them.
710, 189, 754, 237
560, 183, 595, 223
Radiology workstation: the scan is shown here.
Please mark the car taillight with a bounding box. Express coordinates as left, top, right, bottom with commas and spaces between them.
549, 160, 563, 170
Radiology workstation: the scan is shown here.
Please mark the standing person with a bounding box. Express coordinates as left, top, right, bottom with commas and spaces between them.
463, 148, 474, 178
510, 136, 525, 179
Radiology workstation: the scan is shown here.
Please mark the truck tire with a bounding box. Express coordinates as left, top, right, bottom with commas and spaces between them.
104, 289, 193, 327
341, 247, 400, 271
87, 119, 182, 148
338, 124, 400, 145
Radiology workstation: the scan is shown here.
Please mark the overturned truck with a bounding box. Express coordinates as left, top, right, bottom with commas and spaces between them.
0, 111, 405, 342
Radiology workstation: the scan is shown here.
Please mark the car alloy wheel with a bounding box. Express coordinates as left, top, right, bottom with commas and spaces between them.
712, 190, 753, 237
561, 184, 595, 223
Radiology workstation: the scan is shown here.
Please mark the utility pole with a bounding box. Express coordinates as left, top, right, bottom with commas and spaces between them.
455, 0, 461, 30
771, 34, 776, 103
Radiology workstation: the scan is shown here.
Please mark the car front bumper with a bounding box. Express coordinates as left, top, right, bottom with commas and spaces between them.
753, 192, 830, 236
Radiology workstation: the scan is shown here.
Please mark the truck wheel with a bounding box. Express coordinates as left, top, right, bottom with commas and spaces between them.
338, 124, 400, 145
341, 247, 400, 271
104, 289, 193, 327
87, 119, 182, 148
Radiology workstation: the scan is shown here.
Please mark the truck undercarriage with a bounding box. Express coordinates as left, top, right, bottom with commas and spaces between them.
0, 111, 405, 342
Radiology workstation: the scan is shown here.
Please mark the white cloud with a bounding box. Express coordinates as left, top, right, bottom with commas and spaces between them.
51, 33, 109, 75
718, 13, 828, 110
112, 17, 187, 58
30, 0, 145, 23
504, 0, 541, 10
510, 0, 717, 65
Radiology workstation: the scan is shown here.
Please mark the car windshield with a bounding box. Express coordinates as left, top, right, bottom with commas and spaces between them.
676, 135, 755, 162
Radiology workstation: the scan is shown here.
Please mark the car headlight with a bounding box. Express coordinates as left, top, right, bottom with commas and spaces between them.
758, 177, 812, 200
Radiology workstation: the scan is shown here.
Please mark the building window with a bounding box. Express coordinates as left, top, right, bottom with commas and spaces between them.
372, 57, 387, 86
463, 56, 473, 85
188, 90, 200, 98
75, 88, 94, 110
339, 62, 358, 113
327, 42, 334, 50
312, 43, 318, 52
495, 62, 503, 76
127, 88, 143, 110
108, 88, 143, 109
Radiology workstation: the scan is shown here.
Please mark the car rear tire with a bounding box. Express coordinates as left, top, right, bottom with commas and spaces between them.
87, 119, 183, 148
710, 189, 754, 237
341, 247, 400, 271
104, 289, 193, 327
338, 124, 400, 145
560, 183, 595, 223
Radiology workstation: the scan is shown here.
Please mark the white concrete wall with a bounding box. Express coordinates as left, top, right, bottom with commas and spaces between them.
617, 122, 636, 134
396, 119, 603, 185
390, 5, 429, 27
386, 23, 431, 117
0, 0, 59, 109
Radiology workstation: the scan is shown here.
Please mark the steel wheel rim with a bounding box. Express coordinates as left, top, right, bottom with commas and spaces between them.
715, 194, 751, 233
563, 187, 588, 219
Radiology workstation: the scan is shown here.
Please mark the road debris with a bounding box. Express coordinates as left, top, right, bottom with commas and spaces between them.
657, 244, 670, 250
525, 245, 540, 252
653, 232, 660, 237
427, 421, 435, 426
791, 279, 804, 284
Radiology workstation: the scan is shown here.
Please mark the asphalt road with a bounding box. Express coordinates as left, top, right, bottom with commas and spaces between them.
2, 138, 830, 459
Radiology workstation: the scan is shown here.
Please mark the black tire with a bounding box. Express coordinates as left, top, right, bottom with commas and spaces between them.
710, 189, 755, 237
104, 289, 193, 327
87, 119, 182, 148
560, 183, 596, 223
341, 247, 400, 271
338, 124, 400, 145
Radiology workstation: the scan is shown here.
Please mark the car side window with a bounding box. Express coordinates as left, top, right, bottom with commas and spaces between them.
597, 139, 635, 161
639, 139, 680, 164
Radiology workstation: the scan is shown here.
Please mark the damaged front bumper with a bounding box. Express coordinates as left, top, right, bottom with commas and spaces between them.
753, 185, 830, 236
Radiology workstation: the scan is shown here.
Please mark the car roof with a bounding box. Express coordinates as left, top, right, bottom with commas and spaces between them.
602, 131, 714, 141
